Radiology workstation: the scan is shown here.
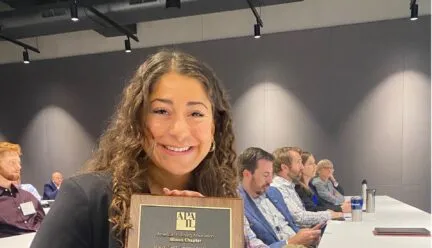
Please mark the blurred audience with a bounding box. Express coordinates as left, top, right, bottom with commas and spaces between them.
295, 152, 350, 213
311, 159, 345, 206
238, 147, 321, 248
42, 171, 63, 200
271, 147, 343, 228
14, 177, 42, 202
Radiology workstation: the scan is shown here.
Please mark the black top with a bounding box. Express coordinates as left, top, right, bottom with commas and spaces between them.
30, 172, 121, 248
295, 184, 342, 212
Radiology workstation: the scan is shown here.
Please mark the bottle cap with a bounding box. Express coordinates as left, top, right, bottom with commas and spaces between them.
362, 179, 367, 184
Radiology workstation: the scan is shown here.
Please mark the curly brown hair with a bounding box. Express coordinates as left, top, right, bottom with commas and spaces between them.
85, 50, 238, 246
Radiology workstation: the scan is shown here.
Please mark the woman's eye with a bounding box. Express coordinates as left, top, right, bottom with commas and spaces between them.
191, 112, 204, 117
152, 109, 168, 115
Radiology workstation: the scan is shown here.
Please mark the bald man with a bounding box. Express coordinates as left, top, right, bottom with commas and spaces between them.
42, 172, 63, 200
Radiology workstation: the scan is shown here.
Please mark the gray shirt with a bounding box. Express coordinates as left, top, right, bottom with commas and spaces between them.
311, 177, 345, 205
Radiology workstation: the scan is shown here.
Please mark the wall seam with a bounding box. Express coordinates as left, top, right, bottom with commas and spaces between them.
401, 38, 406, 186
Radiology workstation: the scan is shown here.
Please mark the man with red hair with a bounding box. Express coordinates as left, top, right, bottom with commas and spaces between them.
0, 142, 45, 237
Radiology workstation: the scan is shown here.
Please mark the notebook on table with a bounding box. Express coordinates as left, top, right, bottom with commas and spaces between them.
373, 227, 431, 236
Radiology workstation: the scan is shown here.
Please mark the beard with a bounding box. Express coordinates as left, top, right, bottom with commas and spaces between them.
291, 177, 300, 184
251, 178, 270, 196
2, 172, 19, 181
256, 184, 270, 195
288, 170, 301, 182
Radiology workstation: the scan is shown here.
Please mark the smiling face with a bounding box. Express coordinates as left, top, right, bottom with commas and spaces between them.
142, 71, 214, 177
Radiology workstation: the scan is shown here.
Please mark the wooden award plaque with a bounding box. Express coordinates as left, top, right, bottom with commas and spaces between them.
126, 194, 244, 248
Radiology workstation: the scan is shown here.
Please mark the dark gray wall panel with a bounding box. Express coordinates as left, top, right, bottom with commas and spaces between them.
0, 16, 429, 211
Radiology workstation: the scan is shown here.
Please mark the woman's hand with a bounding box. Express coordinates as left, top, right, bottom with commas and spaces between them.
162, 188, 205, 197
341, 201, 352, 213
329, 174, 336, 183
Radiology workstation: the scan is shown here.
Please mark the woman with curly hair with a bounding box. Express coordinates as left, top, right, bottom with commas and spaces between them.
31, 50, 238, 248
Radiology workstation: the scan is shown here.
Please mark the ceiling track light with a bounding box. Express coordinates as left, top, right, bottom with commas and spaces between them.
254, 23, 261, 39
0, 34, 40, 65
85, 6, 139, 52
166, 0, 181, 8
124, 37, 131, 53
71, 0, 79, 22
23, 49, 30, 64
410, 2, 419, 21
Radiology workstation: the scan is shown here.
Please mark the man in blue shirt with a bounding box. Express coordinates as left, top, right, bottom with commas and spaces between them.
14, 178, 42, 201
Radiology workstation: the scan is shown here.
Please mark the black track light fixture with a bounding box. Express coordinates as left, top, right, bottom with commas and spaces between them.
254, 23, 261, 39
124, 37, 131, 53
23, 49, 30, 64
71, 0, 79, 22
0, 34, 40, 65
166, 0, 181, 8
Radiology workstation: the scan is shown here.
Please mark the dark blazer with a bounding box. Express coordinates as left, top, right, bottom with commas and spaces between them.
31, 172, 120, 248
42, 181, 58, 200
295, 184, 342, 212
239, 186, 299, 248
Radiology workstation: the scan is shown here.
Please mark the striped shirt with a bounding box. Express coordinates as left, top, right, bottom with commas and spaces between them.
20, 184, 42, 202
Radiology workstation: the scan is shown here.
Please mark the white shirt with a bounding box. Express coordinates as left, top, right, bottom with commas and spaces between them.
272, 175, 331, 227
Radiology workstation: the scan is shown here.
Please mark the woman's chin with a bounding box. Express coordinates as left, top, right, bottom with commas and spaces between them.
165, 167, 196, 177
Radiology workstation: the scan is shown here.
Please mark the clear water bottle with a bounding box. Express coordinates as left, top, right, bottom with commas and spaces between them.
361, 179, 367, 211
366, 188, 376, 213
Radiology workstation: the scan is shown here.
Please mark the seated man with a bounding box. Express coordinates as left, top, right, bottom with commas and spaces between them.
271, 147, 344, 227
14, 177, 42, 201
311, 160, 345, 206
238, 147, 321, 248
0, 142, 45, 238
42, 171, 63, 200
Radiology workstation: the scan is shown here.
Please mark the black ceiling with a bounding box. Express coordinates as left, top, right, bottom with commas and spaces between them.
0, 0, 302, 40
